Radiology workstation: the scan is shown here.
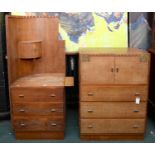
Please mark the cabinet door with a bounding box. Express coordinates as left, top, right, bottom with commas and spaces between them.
80, 55, 114, 84
115, 55, 150, 84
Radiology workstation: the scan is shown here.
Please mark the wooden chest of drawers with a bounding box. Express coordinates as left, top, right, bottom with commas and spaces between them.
79, 48, 150, 140
6, 16, 73, 139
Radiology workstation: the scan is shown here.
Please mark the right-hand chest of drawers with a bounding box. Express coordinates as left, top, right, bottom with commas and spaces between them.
79, 48, 150, 140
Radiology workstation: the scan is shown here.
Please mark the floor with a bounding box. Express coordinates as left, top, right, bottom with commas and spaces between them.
0, 106, 155, 143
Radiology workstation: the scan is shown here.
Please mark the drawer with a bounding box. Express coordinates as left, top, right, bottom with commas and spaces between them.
11, 87, 64, 102
80, 119, 145, 134
12, 102, 63, 116
80, 102, 147, 118
80, 85, 148, 102
13, 117, 64, 131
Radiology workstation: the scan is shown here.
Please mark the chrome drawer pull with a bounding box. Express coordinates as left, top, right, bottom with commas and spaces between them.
51, 123, 57, 126
133, 125, 139, 128
18, 94, 24, 97
20, 123, 26, 127
88, 125, 93, 128
19, 109, 25, 112
87, 110, 93, 113
135, 93, 140, 96
88, 93, 93, 96
50, 109, 56, 112
133, 109, 139, 113
50, 94, 56, 97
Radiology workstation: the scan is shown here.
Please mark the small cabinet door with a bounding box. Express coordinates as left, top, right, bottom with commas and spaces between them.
80, 55, 115, 84
115, 55, 150, 84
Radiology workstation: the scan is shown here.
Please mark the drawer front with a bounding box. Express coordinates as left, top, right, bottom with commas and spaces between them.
80, 119, 145, 134
80, 86, 148, 102
13, 117, 64, 131
12, 102, 63, 116
80, 102, 147, 118
11, 87, 64, 102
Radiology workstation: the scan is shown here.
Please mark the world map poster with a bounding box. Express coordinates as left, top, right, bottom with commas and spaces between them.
12, 12, 128, 52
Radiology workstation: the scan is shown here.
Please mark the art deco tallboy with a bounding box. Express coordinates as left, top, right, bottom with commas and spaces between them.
6, 16, 73, 139
79, 48, 150, 140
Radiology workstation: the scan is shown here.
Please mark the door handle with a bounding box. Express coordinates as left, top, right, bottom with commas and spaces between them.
116, 68, 119, 72
111, 68, 114, 72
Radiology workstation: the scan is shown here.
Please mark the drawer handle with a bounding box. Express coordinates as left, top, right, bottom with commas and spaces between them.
88, 125, 93, 128
135, 93, 140, 96
50, 94, 56, 97
51, 123, 57, 126
88, 93, 93, 96
87, 110, 93, 113
133, 125, 140, 128
20, 123, 26, 127
19, 109, 25, 112
18, 94, 24, 98
50, 109, 56, 112
133, 109, 139, 113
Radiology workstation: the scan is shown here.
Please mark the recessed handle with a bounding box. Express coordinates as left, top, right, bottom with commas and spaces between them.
20, 123, 26, 127
50, 94, 56, 97
88, 125, 93, 128
133, 125, 140, 128
50, 109, 56, 112
18, 94, 24, 98
19, 109, 25, 112
133, 109, 139, 113
51, 123, 57, 126
87, 110, 93, 113
88, 92, 93, 96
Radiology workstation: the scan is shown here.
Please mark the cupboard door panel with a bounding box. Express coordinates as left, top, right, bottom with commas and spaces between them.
80, 55, 114, 84
115, 55, 150, 84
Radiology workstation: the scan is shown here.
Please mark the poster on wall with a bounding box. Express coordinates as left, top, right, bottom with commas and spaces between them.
12, 12, 128, 52
129, 12, 152, 50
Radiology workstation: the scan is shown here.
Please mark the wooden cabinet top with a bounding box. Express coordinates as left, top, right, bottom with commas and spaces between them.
79, 48, 149, 56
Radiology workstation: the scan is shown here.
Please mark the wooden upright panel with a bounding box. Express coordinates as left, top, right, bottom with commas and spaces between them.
6, 16, 65, 84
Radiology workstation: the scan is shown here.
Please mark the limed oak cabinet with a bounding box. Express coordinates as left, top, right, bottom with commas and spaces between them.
6, 16, 73, 139
79, 48, 150, 140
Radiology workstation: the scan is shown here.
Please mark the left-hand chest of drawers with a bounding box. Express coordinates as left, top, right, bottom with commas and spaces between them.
6, 16, 73, 139
10, 74, 65, 139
